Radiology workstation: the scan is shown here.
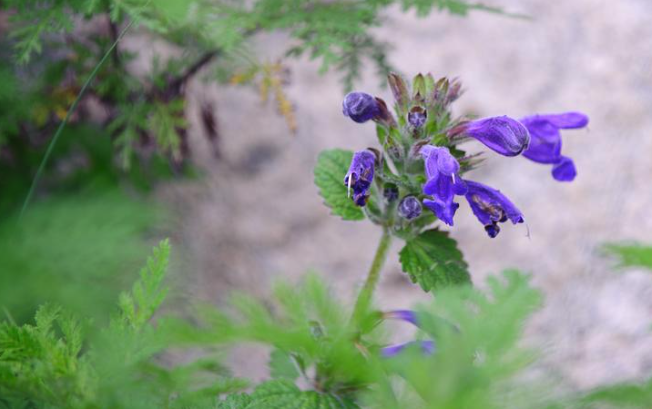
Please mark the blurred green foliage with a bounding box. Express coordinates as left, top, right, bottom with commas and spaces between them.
0, 240, 551, 409
604, 243, 652, 271
0, 189, 160, 324
0, 240, 247, 409
162, 270, 552, 408
366, 270, 542, 409
1, 242, 652, 408
0, 64, 167, 325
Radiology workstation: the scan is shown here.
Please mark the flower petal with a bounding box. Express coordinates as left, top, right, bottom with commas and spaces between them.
519, 117, 561, 141
465, 116, 530, 157
423, 198, 459, 226
435, 147, 460, 175
551, 156, 577, 182
420, 145, 440, 180
423, 173, 454, 209
421, 146, 461, 176
381, 340, 436, 357
537, 112, 589, 129
464, 180, 523, 237
522, 132, 562, 164
384, 310, 419, 326
452, 174, 468, 195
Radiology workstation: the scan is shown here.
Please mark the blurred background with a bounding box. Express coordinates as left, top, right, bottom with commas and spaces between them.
1, 0, 652, 393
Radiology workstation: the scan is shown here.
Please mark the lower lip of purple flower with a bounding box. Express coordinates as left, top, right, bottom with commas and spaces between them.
381, 340, 436, 357
551, 156, 577, 182
383, 310, 418, 326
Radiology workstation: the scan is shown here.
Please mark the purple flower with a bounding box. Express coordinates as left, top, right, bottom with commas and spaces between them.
551, 156, 576, 181
381, 340, 436, 357
464, 180, 524, 238
398, 196, 422, 220
420, 146, 467, 226
461, 116, 530, 157
520, 112, 589, 182
342, 92, 380, 123
344, 150, 376, 206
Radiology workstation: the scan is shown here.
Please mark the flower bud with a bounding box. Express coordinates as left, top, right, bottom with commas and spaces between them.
383, 184, 399, 203
398, 196, 422, 220
342, 92, 380, 123
455, 116, 530, 157
408, 106, 427, 129
388, 72, 409, 109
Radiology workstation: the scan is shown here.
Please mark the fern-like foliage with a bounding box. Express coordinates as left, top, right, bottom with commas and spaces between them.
163, 273, 383, 398
0, 304, 92, 406
4, 240, 643, 409
0, 240, 247, 409
363, 270, 544, 409
159, 271, 557, 409
3, 0, 514, 106
1, 0, 516, 193
0, 189, 160, 323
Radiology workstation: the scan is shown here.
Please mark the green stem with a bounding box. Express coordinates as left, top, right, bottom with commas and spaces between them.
19, 19, 134, 220
353, 228, 392, 320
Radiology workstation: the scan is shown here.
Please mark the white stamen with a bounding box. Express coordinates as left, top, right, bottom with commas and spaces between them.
347, 173, 353, 198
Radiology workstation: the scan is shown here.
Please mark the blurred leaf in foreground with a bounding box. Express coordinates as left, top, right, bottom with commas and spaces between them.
603, 243, 652, 271
0, 189, 161, 324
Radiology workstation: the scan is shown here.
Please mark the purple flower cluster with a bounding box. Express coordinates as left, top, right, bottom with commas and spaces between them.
420, 112, 587, 236
340, 86, 588, 238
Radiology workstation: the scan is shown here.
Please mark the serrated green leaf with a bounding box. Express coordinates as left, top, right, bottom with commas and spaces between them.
247, 380, 359, 409
217, 393, 254, 409
314, 149, 364, 221
399, 229, 470, 292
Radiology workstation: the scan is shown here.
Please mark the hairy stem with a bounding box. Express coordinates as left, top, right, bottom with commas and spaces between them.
353, 228, 392, 320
